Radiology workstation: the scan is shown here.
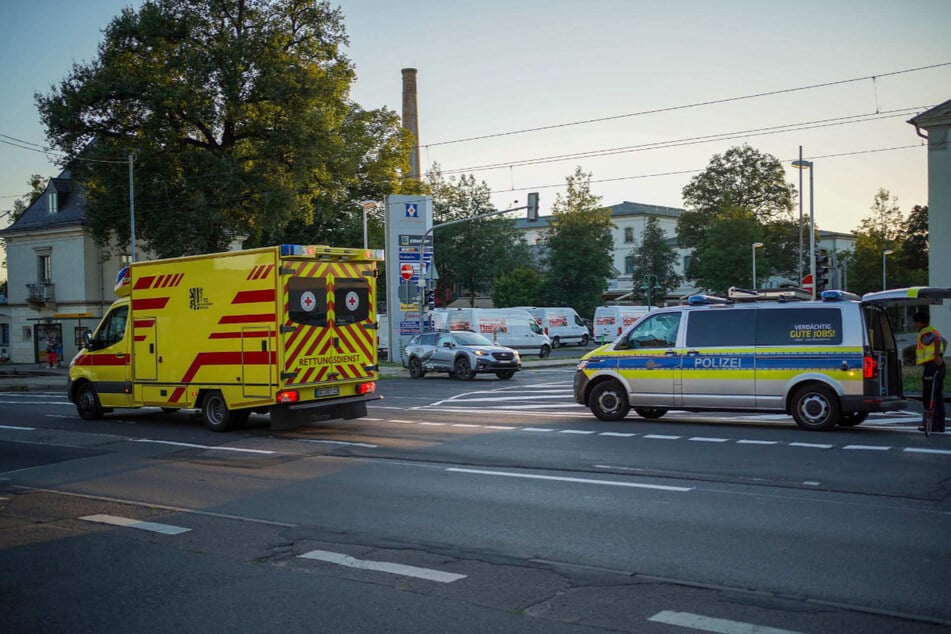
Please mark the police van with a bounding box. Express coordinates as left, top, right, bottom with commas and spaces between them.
573, 288, 942, 431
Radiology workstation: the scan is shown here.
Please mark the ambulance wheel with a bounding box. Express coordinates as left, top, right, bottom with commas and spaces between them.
453, 357, 475, 381
76, 382, 104, 421
408, 357, 426, 379
791, 384, 840, 431
201, 390, 240, 432
839, 411, 868, 427
590, 380, 629, 421
551, 337, 561, 348
496, 370, 516, 380
539, 345, 551, 359
634, 407, 668, 420
579, 335, 589, 347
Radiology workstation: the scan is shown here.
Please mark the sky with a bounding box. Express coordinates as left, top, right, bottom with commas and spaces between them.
1, 0, 949, 237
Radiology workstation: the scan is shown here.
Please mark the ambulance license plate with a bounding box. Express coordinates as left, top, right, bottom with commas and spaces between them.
315, 386, 340, 397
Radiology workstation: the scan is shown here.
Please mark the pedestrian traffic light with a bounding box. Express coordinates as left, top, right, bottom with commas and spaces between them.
815, 250, 830, 293
526, 192, 539, 221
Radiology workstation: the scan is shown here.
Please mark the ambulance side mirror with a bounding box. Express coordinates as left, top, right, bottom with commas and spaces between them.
82, 330, 93, 350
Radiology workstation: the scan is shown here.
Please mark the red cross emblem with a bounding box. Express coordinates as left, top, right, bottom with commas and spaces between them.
300, 291, 317, 312
346, 291, 359, 311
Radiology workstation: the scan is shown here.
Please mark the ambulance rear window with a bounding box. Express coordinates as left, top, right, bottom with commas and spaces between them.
334, 278, 370, 324
288, 277, 327, 326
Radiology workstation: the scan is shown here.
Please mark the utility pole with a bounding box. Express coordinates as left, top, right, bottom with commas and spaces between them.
128, 154, 136, 262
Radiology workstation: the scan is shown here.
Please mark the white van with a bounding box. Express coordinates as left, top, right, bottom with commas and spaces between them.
522, 307, 590, 348
593, 306, 651, 344
442, 308, 552, 357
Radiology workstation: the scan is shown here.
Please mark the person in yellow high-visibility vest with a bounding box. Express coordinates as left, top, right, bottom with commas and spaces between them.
913, 311, 946, 433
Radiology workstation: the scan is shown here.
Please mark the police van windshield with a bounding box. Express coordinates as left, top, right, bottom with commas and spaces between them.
625, 313, 681, 348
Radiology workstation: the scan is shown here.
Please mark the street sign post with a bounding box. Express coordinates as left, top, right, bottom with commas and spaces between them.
802, 274, 814, 295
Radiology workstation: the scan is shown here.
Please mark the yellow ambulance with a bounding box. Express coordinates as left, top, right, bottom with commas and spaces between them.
68, 245, 382, 431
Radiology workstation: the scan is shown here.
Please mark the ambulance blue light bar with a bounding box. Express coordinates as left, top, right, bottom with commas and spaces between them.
280, 244, 316, 257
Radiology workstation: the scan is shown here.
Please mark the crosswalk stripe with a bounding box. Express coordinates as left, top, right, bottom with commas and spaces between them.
80, 514, 190, 535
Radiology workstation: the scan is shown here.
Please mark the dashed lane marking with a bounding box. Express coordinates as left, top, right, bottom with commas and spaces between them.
0, 424, 34, 431
447, 467, 693, 492
843, 444, 891, 451
689, 437, 729, 443
299, 549, 466, 583
648, 610, 804, 634
644, 434, 682, 440
788, 442, 833, 449
80, 514, 190, 535
905, 447, 951, 455
131, 439, 274, 454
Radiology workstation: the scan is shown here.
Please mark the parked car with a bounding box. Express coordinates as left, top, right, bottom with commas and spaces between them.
403, 330, 521, 380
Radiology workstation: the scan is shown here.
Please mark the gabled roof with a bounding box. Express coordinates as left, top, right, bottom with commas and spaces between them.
908, 98, 951, 128
513, 200, 684, 231
0, 168, 87, 235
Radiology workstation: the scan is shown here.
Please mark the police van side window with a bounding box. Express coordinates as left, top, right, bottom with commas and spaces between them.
625, 313, 681, 348
756, 308, 843, 346
685, 310, 755, 347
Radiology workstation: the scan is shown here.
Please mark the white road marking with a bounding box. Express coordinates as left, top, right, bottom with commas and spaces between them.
447, 467, 693, 492
299, 440, 378, 448
0, 424, 34, 431
560, 429, 596, 435
80, 514, 190, 535
736, 439, 778, 445
131, 439, 274, 454
904, 447, 951, 455
388, 419, 418, 424
843, 444, 891, 451
484, 425, 516, 430
648, 610, 804, 633
788, 442, 833, 449
803, 481, 821, 486
451, 424, 480, 428
299, 549, 465, 583
419, 422, 446, 426
600, 432, 637, 437
522, 427, 555, 432
689, 437, 729, 443
644, 434, 681, 440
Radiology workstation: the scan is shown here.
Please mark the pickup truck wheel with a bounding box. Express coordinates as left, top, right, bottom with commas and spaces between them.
791, 384, 840, 431
589, 380, 630, 421
579, 335, 589, 346
408, 357, 425, 379
453, 357, 475, 381
76, 383, 104, 420
496, 370, 516, 380
539, 345, 551, 359
201, 390, 238, 432
634, 407, 668, 419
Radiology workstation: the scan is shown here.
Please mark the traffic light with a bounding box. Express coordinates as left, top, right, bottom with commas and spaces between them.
526, 192, 539, 221
426, 289, 435, 307
815, 250, 830, 293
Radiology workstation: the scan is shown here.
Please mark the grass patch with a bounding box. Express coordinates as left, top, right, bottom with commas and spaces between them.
901, 363, 951, 394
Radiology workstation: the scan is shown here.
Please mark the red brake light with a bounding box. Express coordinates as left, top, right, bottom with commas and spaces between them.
357, 382, 376, 395
276, 390, 300, 403
863, 355, 877, 379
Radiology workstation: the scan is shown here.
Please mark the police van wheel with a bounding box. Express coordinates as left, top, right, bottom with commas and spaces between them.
408, 357, 426, 379
791, 385, 840, 431
590, 381, 630, 421
839, 411, 868, 427
539, 345, 551, 359
201, 390, 237, 432
634, 407, 668, 420
76, 383, 104, 421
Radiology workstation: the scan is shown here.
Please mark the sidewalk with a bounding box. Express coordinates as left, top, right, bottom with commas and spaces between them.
0, 364, 69, 391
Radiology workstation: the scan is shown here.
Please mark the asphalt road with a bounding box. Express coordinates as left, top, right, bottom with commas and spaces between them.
1, 366, 949, 633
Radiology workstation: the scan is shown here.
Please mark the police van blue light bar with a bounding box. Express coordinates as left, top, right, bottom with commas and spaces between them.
821, 289, 861, 302
687, 295, 729, 305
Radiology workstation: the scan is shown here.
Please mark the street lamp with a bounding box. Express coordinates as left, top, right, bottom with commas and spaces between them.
358, 200, 378, 249
882, 249, 894, 290
792, 158, 815, 299
640, 274, 662, 311
751, 242, 764, 289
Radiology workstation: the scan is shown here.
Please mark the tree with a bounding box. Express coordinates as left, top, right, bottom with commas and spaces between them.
492, 267, 543, 308
4, 175, 47, 224
540, 167, 614, 317
427, 168, 530, 306
629, 215, 680, 303
898, 204, 929, 272
846, 189, 923, 294
677, 146, 797, 291
37, 0, 414, 258
685, 208, 763, 295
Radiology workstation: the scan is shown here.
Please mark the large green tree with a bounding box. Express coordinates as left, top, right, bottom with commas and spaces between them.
492, 267, 543, 308
37, 0, 414, 258
629, 215, 681, 304
678, 145, 797, 290
428, 168, 530, 306
540, 167, 614, 317
847, 189, 926, 294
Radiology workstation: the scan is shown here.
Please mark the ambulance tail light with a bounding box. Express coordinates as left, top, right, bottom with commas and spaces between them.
276, 390, 300, 403
357, 382, 376, 395
863, 354, 878, 379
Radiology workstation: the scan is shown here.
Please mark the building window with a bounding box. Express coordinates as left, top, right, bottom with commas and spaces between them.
624, 227, 634, 243
624, 255, 635, 274
0, 324, 8, 347
48, 192, 58, 214
38, 254, 52, 284
683, 255, 693, 277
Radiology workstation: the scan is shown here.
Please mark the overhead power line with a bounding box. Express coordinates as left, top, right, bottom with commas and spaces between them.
423, 61, 951, 148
